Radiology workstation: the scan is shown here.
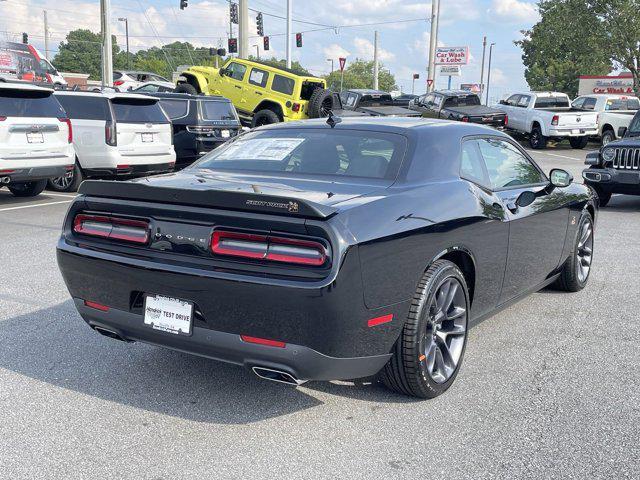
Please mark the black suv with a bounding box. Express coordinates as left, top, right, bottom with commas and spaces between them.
583, 112, 640, 206
145, 93, 241, 168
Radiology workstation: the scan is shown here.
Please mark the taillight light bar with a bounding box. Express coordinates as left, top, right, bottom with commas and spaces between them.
211, 230, 328, 266
58, 117, 73, 143
73, 214, 150, 244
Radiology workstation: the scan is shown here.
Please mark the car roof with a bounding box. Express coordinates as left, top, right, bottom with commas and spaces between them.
0, 82, 53, 93
143, 92, 229, 101
348, 89, 390, 95
578, 93, 637, 98
435, 89, 478, 96
55, 91, 159, 101
225, 58, 323, 80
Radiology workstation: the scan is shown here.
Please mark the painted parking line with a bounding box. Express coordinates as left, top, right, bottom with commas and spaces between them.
0, 199, 73, 212
41, 192, 78, 198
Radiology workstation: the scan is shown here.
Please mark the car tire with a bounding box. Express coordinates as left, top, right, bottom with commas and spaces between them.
175, 83, 198, 95
601, 129, 615, 146
251, 109, 281, 127
529, 126, 548, 149
553, 210, 594, 292
569, 136, 589, 149
48, 163, 83, 192
380, 260, 470, 399
307, 88, 334, 118
8, 179, 48, 198
592, 186, 612, 207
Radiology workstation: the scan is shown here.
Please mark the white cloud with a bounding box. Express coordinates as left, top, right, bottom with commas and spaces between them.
353, 37, 395, 62
323, 43, 351, 61
489, 0, 539, 23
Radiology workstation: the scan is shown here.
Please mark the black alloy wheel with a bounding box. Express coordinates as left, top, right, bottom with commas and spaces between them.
553, 210, 594, 292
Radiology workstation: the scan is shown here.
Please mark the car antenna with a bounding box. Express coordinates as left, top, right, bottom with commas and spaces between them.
326, 111, 341, 128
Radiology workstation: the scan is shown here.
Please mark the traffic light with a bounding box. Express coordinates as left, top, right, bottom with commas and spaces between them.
230, 3, 238, 24
263, 36, 270, 51
228, 38, 238, 54
256, 12, 263, 36
179, 0, 188, 10
295, 33, 302, 48
217, 48, 226, 57
22, 32, 28, 44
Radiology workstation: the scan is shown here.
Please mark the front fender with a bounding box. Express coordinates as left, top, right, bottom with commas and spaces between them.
179, 70, 210, 93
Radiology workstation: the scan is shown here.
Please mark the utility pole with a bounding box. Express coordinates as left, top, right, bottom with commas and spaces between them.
252, 45, 260, 60
43, 10, 49, 60
426, 0, 440, 92
286, 0, 292, 68
118, 18, 129, 69
479, 35, 487, 98
228, 0, 233, 42
238, 0, 248, 59
485, 42, 495, 105
100, 0, 113, 88
373, 30, 379, 90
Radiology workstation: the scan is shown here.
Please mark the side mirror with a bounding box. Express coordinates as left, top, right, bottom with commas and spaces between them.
549, 168, 573, 188
499, 100, 507, 105
219, 68, 226, 77
618, 126, 627, 138
585, 152, 601, 166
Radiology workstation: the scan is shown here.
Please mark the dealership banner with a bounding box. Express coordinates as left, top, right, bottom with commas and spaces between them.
435, 46, 469, 65
440, 65, 461, 76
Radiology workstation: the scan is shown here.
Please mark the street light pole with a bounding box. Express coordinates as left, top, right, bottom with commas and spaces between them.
43, 10, 50, 60
485, 42, 495, 106
100, 0, 113, 88
427, 0, 440, 92
238, 0, 248, 59
327, 59, 333, 73
286, 0, 292, 68
479, 35, 487, 96
373, 30, 379, 90
118, 17, 129, 69
252, 44, 259, 60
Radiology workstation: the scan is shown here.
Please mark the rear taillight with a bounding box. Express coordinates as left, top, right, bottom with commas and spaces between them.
551, 115, 559, 126
504, 114, 508, 127
58, 117, 72, 143
113, 80, 125, 87
105, 120, 117, 146
211, 230, 327, 266
73, 214, 149, 244
0, 116, 6, 121
291, 103, 301, 112
186, 125, 215, 134
461, 116, 469, 122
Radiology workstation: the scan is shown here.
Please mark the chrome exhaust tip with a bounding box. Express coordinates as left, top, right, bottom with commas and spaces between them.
91, 325, 129, 342
252, 366, 306, 386
0, 176, 10, 184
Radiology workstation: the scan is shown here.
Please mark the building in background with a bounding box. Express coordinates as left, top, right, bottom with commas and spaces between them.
578, 73, 634, 95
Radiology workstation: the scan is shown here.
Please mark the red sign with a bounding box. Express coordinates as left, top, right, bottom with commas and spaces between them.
339, 57, 346, 72
427, 79, 433, 87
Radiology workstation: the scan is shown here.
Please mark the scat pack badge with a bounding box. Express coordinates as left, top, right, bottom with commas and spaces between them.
245, 198, 300, 213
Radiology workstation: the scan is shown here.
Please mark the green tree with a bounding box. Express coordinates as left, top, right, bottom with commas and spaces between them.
515, 0, 611, 97
52, 29, 126, 80
324, 59, 397, 92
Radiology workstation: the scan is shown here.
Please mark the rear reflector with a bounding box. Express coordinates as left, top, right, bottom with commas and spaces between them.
240, 335, 286, 348
116, 164, 131, 170
73, 214, 150, 244
211, 230, 327, 266
84, 300, 110, 312
367, 314, 393, 327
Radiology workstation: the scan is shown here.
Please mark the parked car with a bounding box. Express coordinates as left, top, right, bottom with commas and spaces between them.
56, 117, 597, 399
48, 91, 176, 192
145, 92, 241, 168
409, 90, 507, 128
176, 58, 332, 126
132, 81, 176, 94
392, 93, 419, 107
583, 110, 640, 206
113, 71, 171, 91
497, 91, 598, 149
0, 40, 67, 87
572, 94, 639, 145
338, 89, 421, 117
0, 83, 74, 197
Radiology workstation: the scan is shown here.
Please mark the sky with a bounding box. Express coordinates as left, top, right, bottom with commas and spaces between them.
0, 0, 540, 100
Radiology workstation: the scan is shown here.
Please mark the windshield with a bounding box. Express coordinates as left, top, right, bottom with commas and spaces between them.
200, 101, 238, 121
444, 95, 481, 107
627, 113, 640, 136
193, 128, 407, 180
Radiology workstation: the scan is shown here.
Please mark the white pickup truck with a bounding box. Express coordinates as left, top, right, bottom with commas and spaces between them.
497, 91, 598, 149
571, 94, 639, 145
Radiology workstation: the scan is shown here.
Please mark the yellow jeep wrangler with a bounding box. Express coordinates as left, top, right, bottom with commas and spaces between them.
176, 58, 332, 127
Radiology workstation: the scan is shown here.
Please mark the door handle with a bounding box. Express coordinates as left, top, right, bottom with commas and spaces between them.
255, 91, 262, 95
234, 85, 242, 89
506, 202, 518, 213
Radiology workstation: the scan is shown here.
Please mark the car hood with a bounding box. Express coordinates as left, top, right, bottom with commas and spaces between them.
129, 170, 391, 207
604, 136, 640, 148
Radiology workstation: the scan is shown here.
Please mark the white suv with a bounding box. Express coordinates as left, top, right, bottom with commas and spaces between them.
0, 83, 74, 197
50, 91, 176, 191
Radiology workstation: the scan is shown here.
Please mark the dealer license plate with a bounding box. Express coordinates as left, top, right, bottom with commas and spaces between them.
26, 132, 44, 143
141, 133, 154, 143
144, 294, 193, 335
221, 129, 230, 138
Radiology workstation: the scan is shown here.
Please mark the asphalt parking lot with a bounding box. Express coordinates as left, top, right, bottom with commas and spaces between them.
1, 143, 638, 479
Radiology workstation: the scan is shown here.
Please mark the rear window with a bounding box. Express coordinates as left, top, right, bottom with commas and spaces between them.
0, 89, 65, 117
111, 98, 169, 124
159, 99, 189, 119
56, 95, 109, 120
200, 101, 238, 121
606, 98, 640, 111
194, 129, 407, 180
534, 96, 570, 108
272, 75, 295, 95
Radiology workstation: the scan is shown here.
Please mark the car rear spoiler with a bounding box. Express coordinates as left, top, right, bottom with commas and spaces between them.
78, 180, 338, 219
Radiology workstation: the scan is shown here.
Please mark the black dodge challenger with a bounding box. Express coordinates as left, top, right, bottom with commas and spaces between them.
57, 117, 597, 398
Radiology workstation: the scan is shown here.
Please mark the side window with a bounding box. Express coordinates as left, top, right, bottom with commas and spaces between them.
460, 140, 490, 188
137, 85, 157, 92
477, 138, 546, 189
248, 67, 269, 88
271, 74, 295, 95
423, 93, 435, 106
345, 93, 358, 107
582, 98, 596, 110
432, 94, 443, 108
572, 97, 586, 109
226, 62, 247, 82
506, 94, 520, 106
517, 95, 530, 107
443, 96, 457, 108
159, 99, 189, 119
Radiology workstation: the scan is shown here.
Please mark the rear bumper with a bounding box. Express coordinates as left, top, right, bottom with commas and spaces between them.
548, 127, 598, 137
84, 161, 175, 179
1, 164, 73, 183
80, 148, 176, 171
582, 167, 640, 195
75, 298, 390, 381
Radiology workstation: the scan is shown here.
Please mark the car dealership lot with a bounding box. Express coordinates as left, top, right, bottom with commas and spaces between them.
0, 146, 638, 479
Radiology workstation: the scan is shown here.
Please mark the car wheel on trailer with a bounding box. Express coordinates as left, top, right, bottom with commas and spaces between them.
8, 180, 48, 198
569, 136, 589, 149
553, 209, 594, 292
251, 109, 280, 127
529, 126, 548, 149
48, 163, 83, 193
380, 259, 469, 399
